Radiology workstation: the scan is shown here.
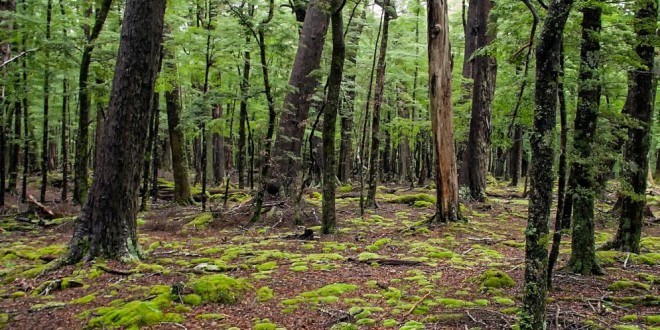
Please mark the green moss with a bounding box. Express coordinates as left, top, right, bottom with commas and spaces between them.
596, 251, 622, 266
257, 286, 275, 302
480, 269, 515, 289
338, 185, 353, 193
413, 201, 433, 208
399, 320, 425, 330
473, 299, 490, 306
256, 261, 278, 272
0, 313, 7, 329
501, 307, 520, 314
382, 319, 399, 327
70, 293, 96, 305
493, 297, 515, 305
10, 291, 25, 298
367, 238, 391, 252
631, 253, 660, 265
636, 273, 658, 284
183, 294, 203, 306
387, 193, 435, 205
435, 298, 474, 308
639, 237, 659, 251
607, 280, 650, 292
356, 318, 376, 326
185, 212, 214, 230
196, 313, 226, 320
88, 297, 182, 329
357, 252, 382, 261
621, 315, 638, 322
189, 275, 251, 304
502, 240, 525, 248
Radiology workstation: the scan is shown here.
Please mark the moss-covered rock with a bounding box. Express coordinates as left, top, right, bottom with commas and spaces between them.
480, 269, 515, 289
184, 213, 214, 230
189, 274, 251, 304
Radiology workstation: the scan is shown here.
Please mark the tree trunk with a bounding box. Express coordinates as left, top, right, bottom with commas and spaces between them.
270, 0, 334, 197
238, 33, 251, 189
40, 0, 52, 202
566, 5, 603, 275
365, 0, 395, 208
428, 0, 460, 223
322, 5, 345, 234
509, 125, 523, 186
520, 0, 574, 327
0, 0, 14, 205
337, 0, 366, 184
65, 0, 165, 263
73, 0, 113, 205
212, 105, 224, 186
8, 101, 19, 194
608, 0, 656, 253
461, 0, 495, 201
59, 0, 68, 201
165, 65, 194, 205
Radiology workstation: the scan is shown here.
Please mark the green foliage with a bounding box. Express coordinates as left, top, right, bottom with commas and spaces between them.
480, 269, 515, 289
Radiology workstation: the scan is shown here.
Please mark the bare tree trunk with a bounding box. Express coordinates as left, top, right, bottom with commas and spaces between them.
366, 0, 396, 208
212, 105, 224, 186
428, 0, 460, 223
270, 0, 334, 197
73, 0, 113, 205
520, 0, 574, 326
321, 4, 345, 234
166, 83, 194, 205
461, 0, 496, 201
40, 0, 52, 202
238, 32, 251, 189
509, 125, 523, 186
607, 0, 656, 253
64, 0, 165, 263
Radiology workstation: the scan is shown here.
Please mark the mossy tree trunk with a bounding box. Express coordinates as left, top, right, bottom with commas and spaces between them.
65, 0, 166, 263
520, 0, 574, 326
428, 0, 460, 223
608, 0, 657, 253
566, 4, 603, 275
321, 3, 345, 234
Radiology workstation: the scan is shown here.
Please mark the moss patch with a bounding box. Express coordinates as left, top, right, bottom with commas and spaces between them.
480, 269, 515, 289
189, 274, 251, 304
607, 280, 650, 292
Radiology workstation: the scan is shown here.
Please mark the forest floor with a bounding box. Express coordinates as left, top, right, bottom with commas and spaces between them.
0, 177, 658, 330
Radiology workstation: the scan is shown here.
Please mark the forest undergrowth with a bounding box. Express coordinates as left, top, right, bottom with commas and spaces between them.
0, 177, 658, 329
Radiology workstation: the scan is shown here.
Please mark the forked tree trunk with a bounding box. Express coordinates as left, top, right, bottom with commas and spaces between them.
64, 0, 165, 263
608, 0, 656, 253
428, 0, 460, 223
73, 0, 113, 205
520, 0, 574, 327
566, 4, 603, 275
269, 0, 334, 197
321, 5, 345, 234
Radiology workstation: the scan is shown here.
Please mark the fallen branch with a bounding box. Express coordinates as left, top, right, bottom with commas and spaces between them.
402, 292, 432, 321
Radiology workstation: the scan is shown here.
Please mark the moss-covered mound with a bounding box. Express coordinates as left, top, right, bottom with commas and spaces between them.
189, 274, 251, 304
480, 269, 515, 289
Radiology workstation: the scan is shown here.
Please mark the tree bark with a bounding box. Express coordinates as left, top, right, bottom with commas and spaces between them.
520, 0, 574, 327
64, 0, 165, 263
165, 61, 194, 205
428, 0, 460, 223
73, 0, 113, 205
365, 0, 395, 208
321, 5, 345, 234
269, 0, 334, 197
608, 0, 657, 253
212, 105, 224, 186
566, 4, 603, 275
460, 0, 495, 201
40, 0, 52, 202
238, 32, 251, 189
509, 125, 523, 186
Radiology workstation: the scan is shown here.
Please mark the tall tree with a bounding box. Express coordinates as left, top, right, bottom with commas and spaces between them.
40, 0, 53, 203
520, 0, 574, 327
269, 0, 335, 197
365, 0, 396, 208
337, 0, 366, 183
321, 1, 345, 234
59, 0, 69, 201
73, 0, 113, 205
428, 0, 460, 223
460, 0, 496, 201
64, 0, 165, 263
606, 0, 657, 253
0, 0, 15, 206
566, 2, 603, 275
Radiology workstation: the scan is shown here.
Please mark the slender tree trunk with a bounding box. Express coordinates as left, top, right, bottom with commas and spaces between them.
428, 0, 460, 223
165, 57, 194, 205
20, 2, 28, 204
150, 93, 160, 202
509, 125, 523, 186
0, 0, 14, 205
322, 4, 345, 234
59, 0, 68, 201
238, 33, 251, 189
8, 100, 19, 194
461, 0, 495, 201
141, 88, 160, 211
520, 0, 574, 327
269, 0, 334, 197
366, 1, 395, 208
73, 0, 113, 205
40, 0, 52, 202
212, 105, 224, 186
338, 0, 365, 184
566, 4, 603, 275
607, 0, 656, 253
64, 0, 165, 263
